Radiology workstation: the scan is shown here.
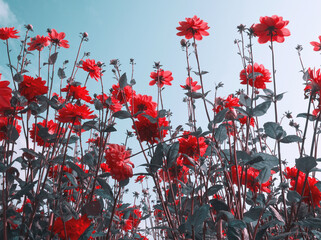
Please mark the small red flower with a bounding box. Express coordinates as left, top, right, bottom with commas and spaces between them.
180, 77, 202, 92
305, 68, 321, 95
52, 215, 91, 240
130, 94, 157, 116
0, 27, 19, 40
214, 95, 240, 113
149, 69, 173, 88
310, 36, 321, 51
56, 103, 96, 125
61, 84, 92, 103
239, 116, 255, 127
19, 75, 48, 102
135, 175, 146, 183
48, 29, 69, 48
252, 15, 290, 44
176, 15, 210, 41
29, 120, 64, 147
27, 35, 50, 51
100, 163, 110, 173
0, 75, 12, 113
104, 144, 134, 182
79, 59, 102, 81
240, 63, 271, 89
111, 84, 135, 104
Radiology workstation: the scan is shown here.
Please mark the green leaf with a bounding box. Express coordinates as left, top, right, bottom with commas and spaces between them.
97, 178, 114, 200
252, 101, 271, 117
150, 143, 164, 172
215, 124, 228, 142
256, 167, 271, 184
210, 199, 229, 212
296, 156, 317, 174
280, 135, 302, 143
79, 224, 94, 240
113, 110, 131, 119
287, 190, 301, 203
167, 142, 179, 168
119, 73, 128, 89
297, 113, 317, 121
48, 52, 58, 65
243, 207, 264, 223
214, 108, 229, 124
250, 153, 278, 170
264, 122, 286, 140
239, 93, 251, 108
207, 185, 223, 195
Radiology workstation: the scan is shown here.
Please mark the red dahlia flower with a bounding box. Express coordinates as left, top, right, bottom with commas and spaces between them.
52, 215, 91, 240
0, 27, 19, 40
19, 75, 48, 102
159, 156, 189, 183
149, 69, 173, 88
111, 84, 135, 104
311, 36, 321, 51
240, 63, 271, 89
214, 95, 240, 113
56, 103, 96, 125
29, 120, 64, 147
239, 116, 255, 127
252, 15, 290, 44
61, 84, 92, 103
180, 77, 202, 92
116, 206, 142, 232
27, 35, 50, 51
305, 68, 321, 95
48, 29, 69, 48
0, 75, 12, 113
176, 15, 210, 41
133, 109, 169, 144
104, 144, 134, 182
79, 59, 102, 81
130, 94, 157, 116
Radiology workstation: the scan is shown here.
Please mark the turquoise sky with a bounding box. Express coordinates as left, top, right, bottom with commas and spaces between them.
1, 0, 321, 176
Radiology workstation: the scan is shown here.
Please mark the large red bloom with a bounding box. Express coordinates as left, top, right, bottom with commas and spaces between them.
149, 69, 173, 88
231, 166, 273, 193
285, 167, 321, 207
56, 103, 96, 125
29, 120, 64, 147
0, 117, 21, 141
27, 35, 50, 51
61, 84, 92, 103
129, 94, 157, 116
133, 109, 169, 144
111, 84, 135, 104
0, 75, 12, 113
48, 29, 69, 48
240, 63, 271, 89
180, 77, 202, 92
19, 75, 48, 102
252, 15, 290, 44
0, 27, 19, 40
52, 215, 91, 240
176, 15, 210, 41
79, 59, 102, 81
104, 144, 134, 182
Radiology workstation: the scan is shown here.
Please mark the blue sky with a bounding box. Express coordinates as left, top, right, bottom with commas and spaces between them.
1, 0, 321, 174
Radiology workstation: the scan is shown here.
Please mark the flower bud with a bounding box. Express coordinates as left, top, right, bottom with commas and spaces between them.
82, 32, 88, 38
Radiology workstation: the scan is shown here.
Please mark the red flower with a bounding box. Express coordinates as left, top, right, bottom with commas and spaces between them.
231, 166, 273, 193
178, 131, 207, 165
133, 109, 169, 144
56, 103, 96, 125
111, 84, 135, 104
180, 77, 202, 92
79, 59, 102, 81
48, 29, 69, 48
48, 165, 72, 179
0, 117, 21, 141
100, 163, 110, 173
252, 15, 290, 44
61, 84, 92, 103
285, 167, 321, 207
104, 144, 134, 182
29, 120, 64, 147
159, 156, 189, 183
305, 68, 321, 95
135, 175, 146, 183
214, 95, 240, 113
310, 36, 321, 51
19, 75, 48, 102
27, 35, 50, 51
0, 27, 19, 40
52, 215, 91, 240
240, 63, 271, 89
239, 116, 255, 127
130, 94, 157, 116
176, 15, 210, 41
91, 94, 122, 112
0, 75, 12, 113
149, 69, 173, 88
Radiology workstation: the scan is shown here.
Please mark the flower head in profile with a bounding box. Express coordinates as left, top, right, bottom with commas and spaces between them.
19, 75, 48, 102
104, 144, 134, 182
56, 103, 96, 125
27, 35, 50, 51
311, 36, 321, 51
180, 77, 202, 92
79, 59, 102, 81
48, 29, 69, 48
252, 15, 290, 44
177, 15, 210, 40
0, 27, 19, 40
240, 63, 271, 89
149, 69, 173, 88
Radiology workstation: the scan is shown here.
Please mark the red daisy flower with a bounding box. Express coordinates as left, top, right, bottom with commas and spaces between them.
27, 35, 50, 51
129, 94, 157, 116
149, 69, 173, 88
56, 103, 96, 125
29, 120, 64, 147
104, 144, 134, 182
0, 27, 19, 40
61, 84, 92, 103
111, 84, 135, 104
252, 15, 290, 44
79, 59, 102, 81
180, 77, 202, 92
176, 15, 210, 41
240, 63, 271, 89
48, 29, 69, 48
19, 75, 48, 102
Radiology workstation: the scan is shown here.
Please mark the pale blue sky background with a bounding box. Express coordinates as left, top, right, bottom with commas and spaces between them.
1, 0, 321, 178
